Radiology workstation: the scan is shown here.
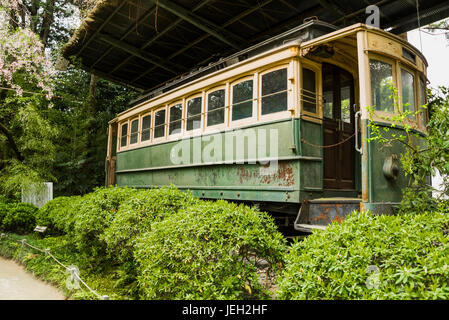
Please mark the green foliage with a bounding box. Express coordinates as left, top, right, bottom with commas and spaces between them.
1, 203, 38, 234
368, 84, 449, 213
134, 200, 286, 300
103, 186, 199, 263
71, 186, 138, 261
36, 196, 81, 235
276, 209, 449, 300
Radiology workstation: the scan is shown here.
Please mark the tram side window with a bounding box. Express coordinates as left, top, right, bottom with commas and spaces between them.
169, 104, 182, 135
419, 80, 427, 127
232, 80, 253, 121
130, 119, 139, 144
120, 123, 128, 148
154, 109, 166, 139
401, 69, 416, 118
302, 68, 317, 114
187, 97, 202, 131
141, 114, 151, 142
207, 89, 225, 126
261, 68, 288, 115
370, 59, 394, 112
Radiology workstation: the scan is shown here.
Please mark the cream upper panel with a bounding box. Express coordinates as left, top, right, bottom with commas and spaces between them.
366, 32, 427, 74
116, 45, 301, 122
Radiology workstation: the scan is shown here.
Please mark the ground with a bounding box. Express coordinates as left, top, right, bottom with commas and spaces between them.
0, 256, 64, 300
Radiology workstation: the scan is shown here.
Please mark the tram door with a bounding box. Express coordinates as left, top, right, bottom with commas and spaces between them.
322, 64, 355, 190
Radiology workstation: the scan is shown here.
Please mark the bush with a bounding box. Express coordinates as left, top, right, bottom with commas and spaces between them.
102, 186, 199, 263
134, 200, 287, 300
0, 202, 9, 226
36, 196, 81, 235
71, 186, 138, 260
276, 209, 449, 300
1, 203, 38, 234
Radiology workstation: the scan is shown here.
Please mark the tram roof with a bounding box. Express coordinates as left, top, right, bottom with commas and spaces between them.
62, 0, 449, 92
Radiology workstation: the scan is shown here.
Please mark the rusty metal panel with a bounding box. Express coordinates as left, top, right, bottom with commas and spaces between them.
295, 199, 362, 230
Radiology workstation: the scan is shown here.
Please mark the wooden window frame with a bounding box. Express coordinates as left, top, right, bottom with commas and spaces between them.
119, 120, 129, 151
168, 101, 184, 140
152, 106, 167, 143
129, 117, 140, 145
205, 85, 228, 133
185, 93, 203, 137
140, 112, 152, 146
259, 64, 292, 123
368, 53, 399, 120
418, 76, 428, 131
398, 64, 418, 119
300, 60, 322, 119
229, 75, 257, 128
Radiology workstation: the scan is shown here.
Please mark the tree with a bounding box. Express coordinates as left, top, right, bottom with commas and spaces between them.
0, 0, 136, 198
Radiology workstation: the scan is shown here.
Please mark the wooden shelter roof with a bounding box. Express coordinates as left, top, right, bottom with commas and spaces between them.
62, 0, 449, 92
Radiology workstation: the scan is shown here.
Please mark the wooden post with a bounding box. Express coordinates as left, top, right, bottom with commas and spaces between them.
356, 30, 371, 205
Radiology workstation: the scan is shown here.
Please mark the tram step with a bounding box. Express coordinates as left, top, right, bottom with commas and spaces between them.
294, 198, 361, 233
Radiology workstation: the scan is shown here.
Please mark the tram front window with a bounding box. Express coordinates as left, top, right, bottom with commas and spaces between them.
370, 59, 394, 113
401, 69, 416, 118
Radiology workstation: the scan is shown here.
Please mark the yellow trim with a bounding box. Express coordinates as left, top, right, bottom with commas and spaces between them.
205, 85, 227, 132
258, 64, 292, 122
167, 101, 183, 140
152, 106, 167, 143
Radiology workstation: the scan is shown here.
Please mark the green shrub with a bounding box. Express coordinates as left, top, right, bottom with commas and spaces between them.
0, 195, 14, 204
134, 200, 287, 300
276, 209, 449, 300
2, 203, 38, 234
71, 186, 138, 260
0, 202, 9, 226
102, 186, 199, 263
36, 196, 81, 235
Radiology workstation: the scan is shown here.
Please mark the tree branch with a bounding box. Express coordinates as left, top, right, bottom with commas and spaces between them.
0, 122, 24, 162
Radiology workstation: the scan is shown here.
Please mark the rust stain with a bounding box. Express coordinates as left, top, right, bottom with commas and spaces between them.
332, 215, 344, 224
312, 212, 330, 223
259, 162, 295, 186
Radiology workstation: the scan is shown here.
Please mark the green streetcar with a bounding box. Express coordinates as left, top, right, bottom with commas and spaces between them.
104, 21, 428, 232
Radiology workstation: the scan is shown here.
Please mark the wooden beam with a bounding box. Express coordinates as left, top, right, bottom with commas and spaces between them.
316, 0, 346, 17
77, 1, 128, 56
97, 33, 185, 75
148, 0, 245, 49
106, 0, 215, 76
131, 0, 275, 85
91, 5, 158, 69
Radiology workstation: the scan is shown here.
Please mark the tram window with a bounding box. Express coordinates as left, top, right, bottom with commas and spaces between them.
340, 71, 352, 123
154, 109, 166, 139
130, 119, 139, 144
169, 104, 182, 135
402, 48, 416, 63
187, 97, 202, 131
120, 123, 128, 148
401, 69, 416, 118
232, 80, 253, 121
302, 68, 317, 114
261, 68, 288, 115
419, 80, 427, 127
141, 114, 151, 142
370, 59, 394, 113
207, 89, 225, 126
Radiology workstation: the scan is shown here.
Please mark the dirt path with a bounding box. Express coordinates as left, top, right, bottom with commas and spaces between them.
0, 256, 65, 300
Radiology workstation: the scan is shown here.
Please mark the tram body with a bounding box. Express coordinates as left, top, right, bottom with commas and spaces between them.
105, 21, 428, 230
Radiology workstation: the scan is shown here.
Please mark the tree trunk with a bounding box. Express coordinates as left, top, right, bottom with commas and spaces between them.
39, 0, 56, 48
88, 74, 98, 117
0, 122, 24, 162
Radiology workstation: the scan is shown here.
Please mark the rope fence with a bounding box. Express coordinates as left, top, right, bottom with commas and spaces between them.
0, 232, 109, 300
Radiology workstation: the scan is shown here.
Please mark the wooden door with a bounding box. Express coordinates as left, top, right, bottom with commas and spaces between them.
322, 64, 355, 190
